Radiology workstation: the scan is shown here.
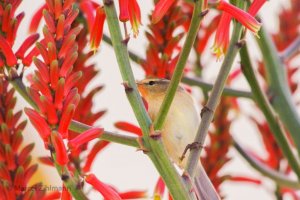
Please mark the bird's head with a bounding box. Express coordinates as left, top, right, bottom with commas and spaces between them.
136, 78, 170, 98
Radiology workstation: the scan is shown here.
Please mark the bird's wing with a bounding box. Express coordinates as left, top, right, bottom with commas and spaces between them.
194, 164, 221, 200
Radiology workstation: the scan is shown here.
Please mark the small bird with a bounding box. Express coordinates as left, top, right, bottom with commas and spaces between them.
137, 78, 220, 200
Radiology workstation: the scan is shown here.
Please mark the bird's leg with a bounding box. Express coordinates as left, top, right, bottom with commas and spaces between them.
136, 137, 150, 153
149, 124, 162, 140
180, 142, 204, 161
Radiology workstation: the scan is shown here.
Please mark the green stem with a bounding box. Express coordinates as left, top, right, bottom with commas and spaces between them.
233, 140, 300, 189
256, 26, 300, 154
103, 1, 193, 199
103, 33, 144, 64
240, 45, 300, 179
53, 159, 88, 200
182, 76, 253, 99
185, 20, 243, 178
153, 0, 205, 131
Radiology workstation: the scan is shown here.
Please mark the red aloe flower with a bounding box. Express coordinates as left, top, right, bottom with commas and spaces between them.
85, 174, 122, 200
114, 121, 142, 136
217, 0, 262, 35
68, 128, 104, 150
152, 0, 176, 24
51, 131, 69, 166
212, 12, 232, 59
119, 0, 130, 22
90, 7, 106, 51
0, 78, 45, 198
128, 0, 141, 37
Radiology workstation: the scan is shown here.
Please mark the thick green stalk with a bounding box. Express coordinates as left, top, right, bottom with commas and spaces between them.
240, 45, 300, 179
233, 140, 300, 189
185, 21, 243, 178
153, 0, 205, 130
103, 1, 193, 199
256, 26, 300, 154
182, 76, 253, 99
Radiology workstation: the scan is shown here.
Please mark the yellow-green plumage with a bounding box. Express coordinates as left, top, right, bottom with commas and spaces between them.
137, 78, 200, 168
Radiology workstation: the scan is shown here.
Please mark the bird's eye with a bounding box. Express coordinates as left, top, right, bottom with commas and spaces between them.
148, 81, 156, 86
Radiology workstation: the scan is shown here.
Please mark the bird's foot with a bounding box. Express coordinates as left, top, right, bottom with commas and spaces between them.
180, 142, 204, 161
149, 124, 162, 140
136, 137, 149, 153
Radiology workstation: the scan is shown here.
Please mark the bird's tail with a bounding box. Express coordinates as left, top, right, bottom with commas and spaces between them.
194, 164, 220, 200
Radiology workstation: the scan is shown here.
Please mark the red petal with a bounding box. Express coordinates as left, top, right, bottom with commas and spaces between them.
51, 131, 69, 166
58, 104, 75, 138
114, 121, 142, 136
152, 0, 176, 24
24, 108, 51, 140
85, 174, 122, 200
0, 35, 17, 66
68, 128, 104, 150
29, 4, 47, 33
15, 33, 40, 59
83, 141, 109, 172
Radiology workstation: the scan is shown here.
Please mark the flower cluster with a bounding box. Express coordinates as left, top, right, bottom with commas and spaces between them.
141, 1, 190, 79
0, 78, 44, 199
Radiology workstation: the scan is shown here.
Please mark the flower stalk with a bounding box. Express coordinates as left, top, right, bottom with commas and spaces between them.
185, 1, 244, 178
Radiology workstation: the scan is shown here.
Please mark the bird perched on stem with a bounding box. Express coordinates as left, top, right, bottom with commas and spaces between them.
137, 78, 220, 200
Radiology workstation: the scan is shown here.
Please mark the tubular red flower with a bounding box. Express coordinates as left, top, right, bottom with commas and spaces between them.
218, 0, 261, 35
58, 104, 75, 138
152, 0, 176, 24
50, 60, 59, 89
54, 0, 62, 19
56, 15, 65, 41
24, 108, 51, 140
15, 33, 40, 59
33, 57, 50, 83
128, 0, 141, 37
55, 78, 65, 110
68, 128, 104, 150
83, 141, 109, 172
29, 4, 47, 33
51, 131, 69, 166
2, 4, 12, 33
79, 1, 95, 31
58, 34, 76, 59
114, 121, 142, 136
0, 35, 17, 66
248, 0, 267, 16
85, 174, 122, 200
154, 177, 165, 198
119, 0, 130, 22
60, 52, 78, 77
40, 95, 58, 125
119, 191, 147, 199
43, 10, 56, 33
212, 12, 232, 59
90, 7, 106, 51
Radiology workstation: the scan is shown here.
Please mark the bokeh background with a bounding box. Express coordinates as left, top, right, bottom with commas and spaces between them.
14, 0, 297, 199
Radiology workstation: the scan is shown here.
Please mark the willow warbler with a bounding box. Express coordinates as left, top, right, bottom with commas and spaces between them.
137, 78, 220, 200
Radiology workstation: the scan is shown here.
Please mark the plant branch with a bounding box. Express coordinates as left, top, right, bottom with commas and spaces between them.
279, 36, 300, 61
185, 17, 244, 178
103, 33, 144, 64
182, 76, 253, 99
240, 45, 300, 179
256, 26, 300, 154
103, 1, 194, 199
233, 139, 300, 189
153, 0, 206, 131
